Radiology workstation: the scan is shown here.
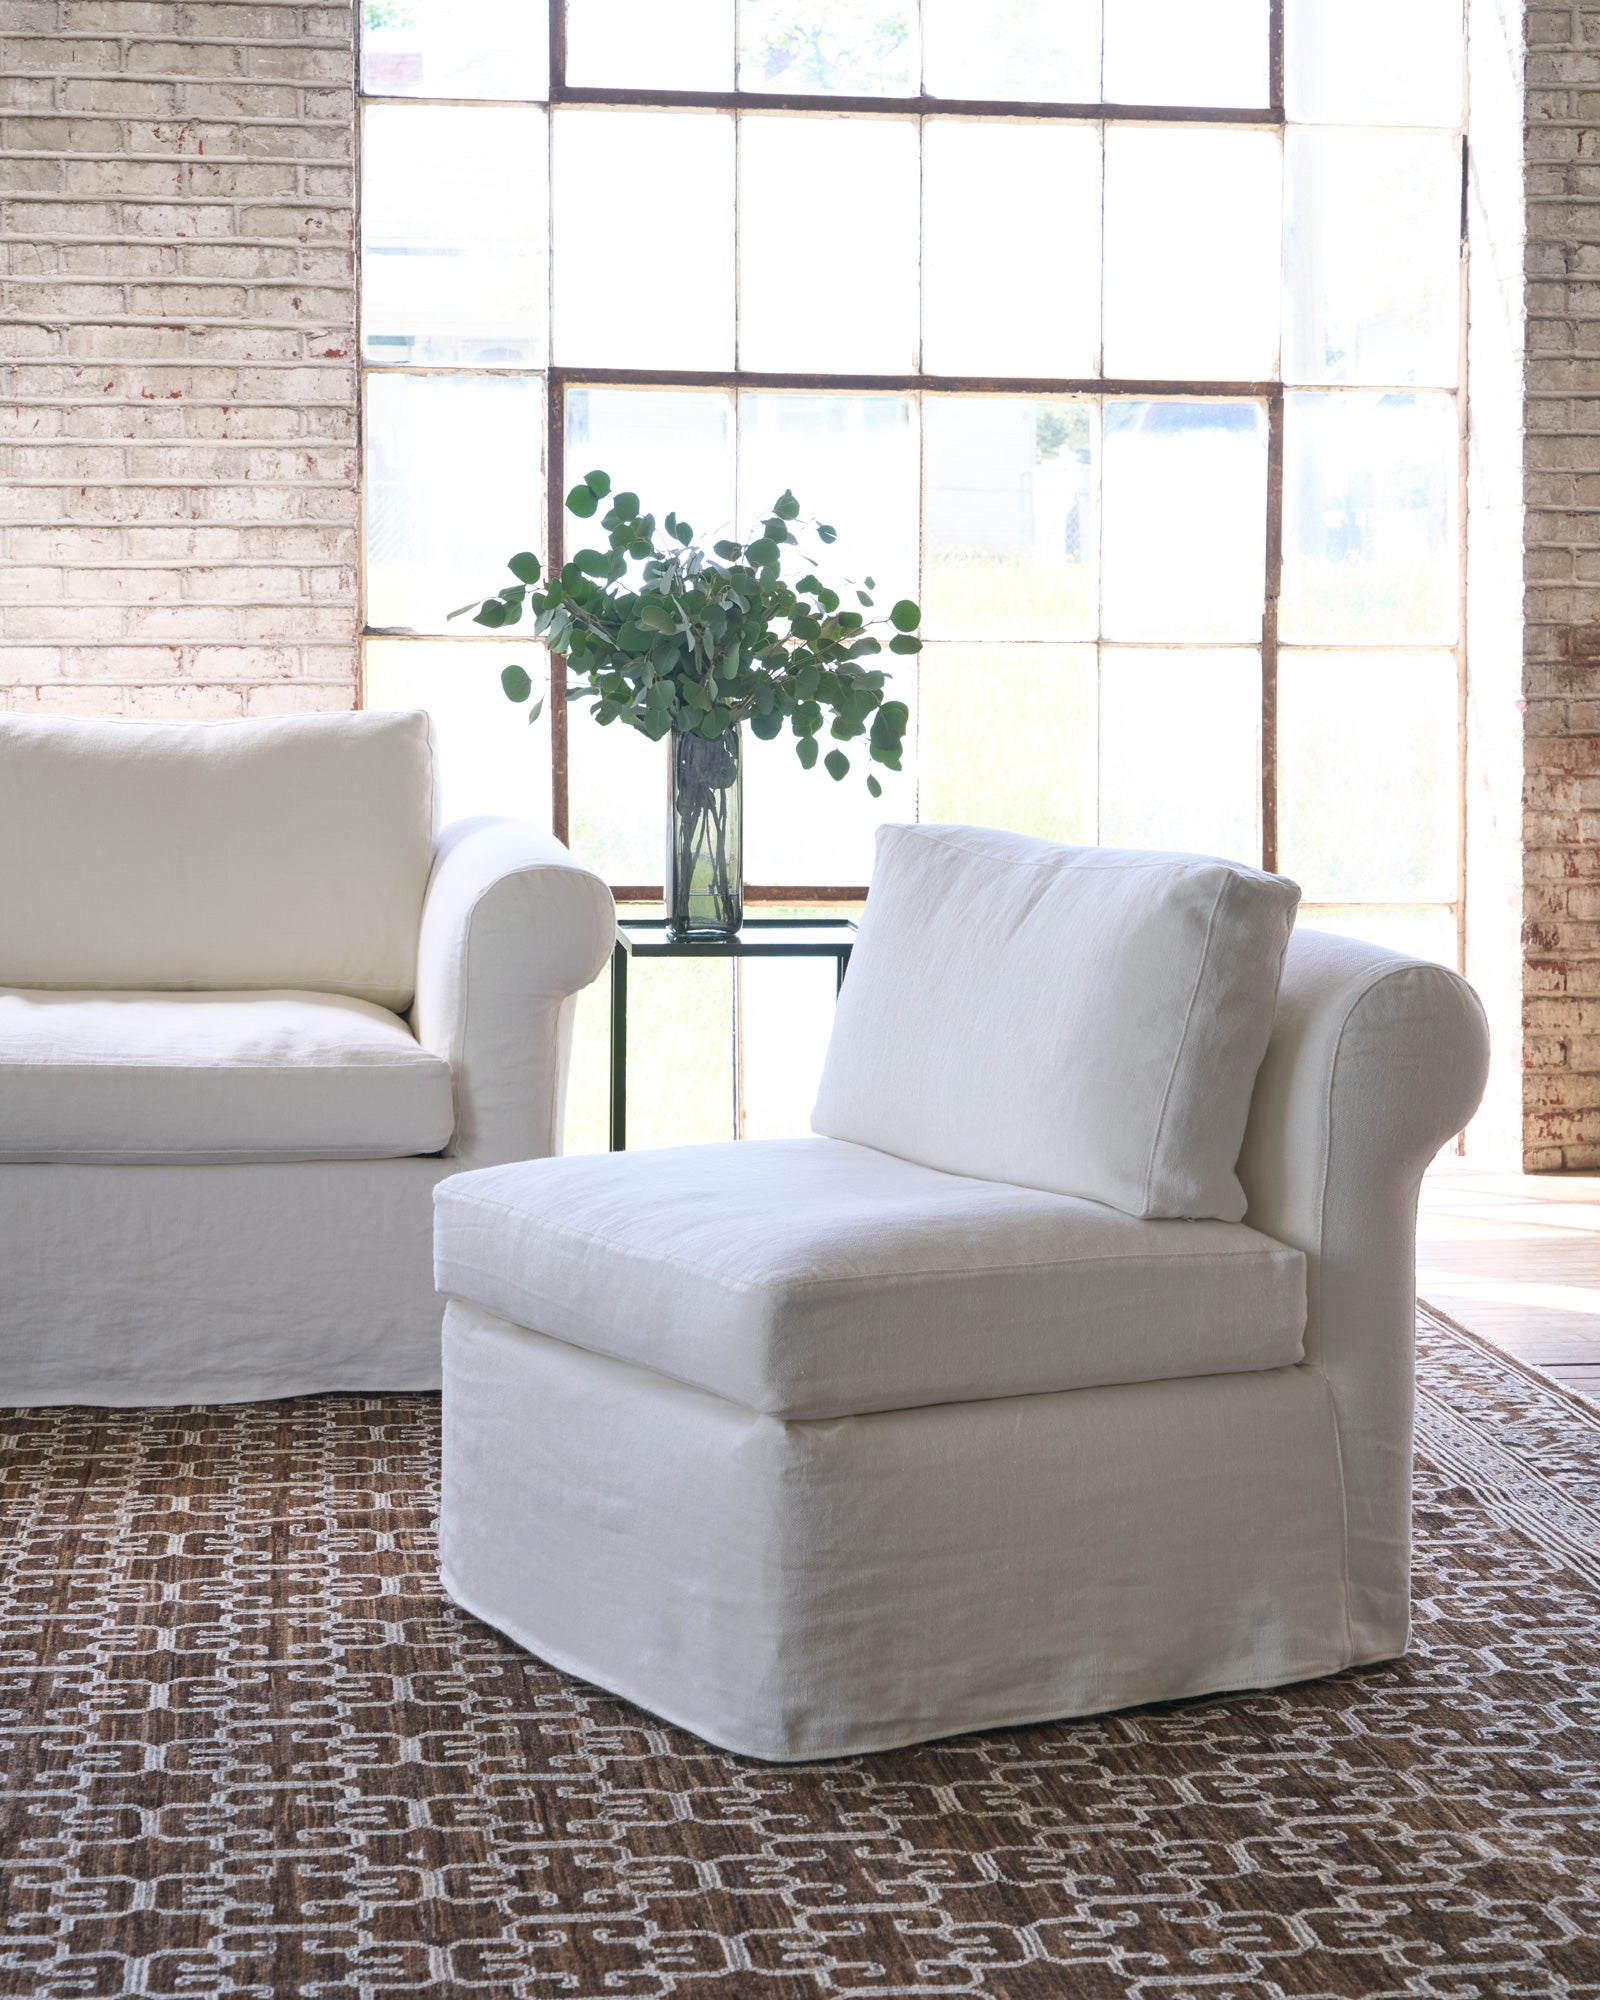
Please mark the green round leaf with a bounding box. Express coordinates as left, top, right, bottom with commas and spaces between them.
796, 735, 819, 770
866, 773, 882, 799
500, 663, 533, 703
611, 491, 640, 521
566, 484, 599, 518
584, 470, 612, 496
816, 523, 838, 544
746, 537, 779, 565
507, 551, 542, 584
473, 597, 508, 628
774, 491, 800, 520
749, 709, 783, 740
824, 748, 850, 782
890, 598, 921, 632
888, 633, 922, 655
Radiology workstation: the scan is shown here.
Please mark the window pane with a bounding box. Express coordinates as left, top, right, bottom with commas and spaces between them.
739, 116, 918, 373
364, 640, 551, 827
742, 395, 919, 885
739, 0, 916, 95
616, 961, 736, 1148
923, 399, 1097, 642
1103, 128, 1281, 380
365, 374, 544, 635
565, 388, 735, 549
740, 959, 839, 1141
1104, 0, 1269, 108
923, 0, 1098, 102
1281, 391, 1459, 644
566, 0, 733, 89
1099, 648, 1261, 862
1284, 130, 1460, 388
1298, 905, 1457, 966
553, 110, 734, 368
744, 712, 910, 886
362, 105, 547, 369
1101, 401, 1267, 642
920, 644, 1096, 843
361, 0, 548, 100
568, 707, 662, 885
1287, 0, 1463, 127
1279, 650, 1457, 901
740, 392, 920, 611
922, 121, 1099, 378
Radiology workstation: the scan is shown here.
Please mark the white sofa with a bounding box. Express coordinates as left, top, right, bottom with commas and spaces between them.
0, 710, 614, 1406
434, 826, 1490, 1760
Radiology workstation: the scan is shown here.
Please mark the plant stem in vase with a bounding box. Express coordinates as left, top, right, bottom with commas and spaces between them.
667, 725, 742, 939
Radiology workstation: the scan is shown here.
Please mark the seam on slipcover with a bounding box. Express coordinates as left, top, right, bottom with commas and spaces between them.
901, 825, 1287, 884
0, 1055, 447, 1072
1141, 874, 1228, 1217
1311, 1361, 1357, 1665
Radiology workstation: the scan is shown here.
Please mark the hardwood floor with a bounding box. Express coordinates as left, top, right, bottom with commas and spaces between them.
1417, 1164, 1600, 1401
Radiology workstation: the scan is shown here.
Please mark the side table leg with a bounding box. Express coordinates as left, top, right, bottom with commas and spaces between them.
609, 939, 628, 1152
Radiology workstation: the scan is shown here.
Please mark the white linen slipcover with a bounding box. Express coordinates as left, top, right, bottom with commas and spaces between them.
441, 1302, 1352, 1761
2, 1159, 453, 1405
0, 814, 616, 1407
434, 1138, 1307, 1419
811, 824, 1301, 1221
0, 989, 454, 1163
436, 930, 1490, 1760
0, 711, 437, 1011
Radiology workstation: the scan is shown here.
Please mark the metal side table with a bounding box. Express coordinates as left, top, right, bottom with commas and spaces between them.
609, 917, 857, 1151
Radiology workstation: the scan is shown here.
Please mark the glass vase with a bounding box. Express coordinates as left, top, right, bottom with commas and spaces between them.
666, 723, 743, 939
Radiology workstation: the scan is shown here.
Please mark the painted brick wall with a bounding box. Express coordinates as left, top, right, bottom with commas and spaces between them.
1524, 3, 1600, 1165
0, 0, 358, 720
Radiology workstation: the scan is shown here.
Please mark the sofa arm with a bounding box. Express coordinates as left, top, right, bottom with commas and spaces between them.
412, 818, 615, 1168
1235, 930, 1489, 1657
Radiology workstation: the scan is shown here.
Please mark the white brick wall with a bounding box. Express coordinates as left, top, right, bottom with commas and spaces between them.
1522, 2, 1600, 1164
0, 0, 358, 718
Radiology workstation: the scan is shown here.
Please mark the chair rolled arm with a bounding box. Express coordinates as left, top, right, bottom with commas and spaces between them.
413, 818, 615, 1168
1236, 929, 1489, 1656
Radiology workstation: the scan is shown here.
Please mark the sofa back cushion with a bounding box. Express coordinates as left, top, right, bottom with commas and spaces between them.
0, 711, 437, 1011
811, 823, 1301, 1221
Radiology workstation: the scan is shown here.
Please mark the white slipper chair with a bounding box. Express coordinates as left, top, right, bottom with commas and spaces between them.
0, 711, 613, 1406
434, 824, 1489, 1760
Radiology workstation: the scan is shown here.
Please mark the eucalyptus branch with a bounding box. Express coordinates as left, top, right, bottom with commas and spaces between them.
450, 469, 918, 793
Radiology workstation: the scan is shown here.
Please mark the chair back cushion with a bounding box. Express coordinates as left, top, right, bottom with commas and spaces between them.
0, 711, 437, 1010
811, 824, 1300, 1221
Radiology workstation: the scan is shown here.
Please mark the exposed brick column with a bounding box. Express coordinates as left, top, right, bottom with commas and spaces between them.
1523, 5, 1600, 1164
0, 0, 358, 719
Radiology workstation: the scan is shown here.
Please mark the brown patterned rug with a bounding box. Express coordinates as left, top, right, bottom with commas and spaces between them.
2, 1307, 1599, 2000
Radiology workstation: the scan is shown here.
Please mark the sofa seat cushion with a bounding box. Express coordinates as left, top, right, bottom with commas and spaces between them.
433, 1137, 1307, 1420
0, 989, 455, 1164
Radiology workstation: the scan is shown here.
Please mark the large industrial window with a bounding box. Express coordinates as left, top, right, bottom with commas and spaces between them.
360, 0, 1467, 1144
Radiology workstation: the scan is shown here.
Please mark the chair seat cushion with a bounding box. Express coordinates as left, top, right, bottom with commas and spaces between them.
433, 1137, 1307, 1420
0, 989, 455, 1163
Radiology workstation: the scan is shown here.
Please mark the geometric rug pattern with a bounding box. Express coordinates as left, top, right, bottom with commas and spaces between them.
2, 1305, 1599, 1998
